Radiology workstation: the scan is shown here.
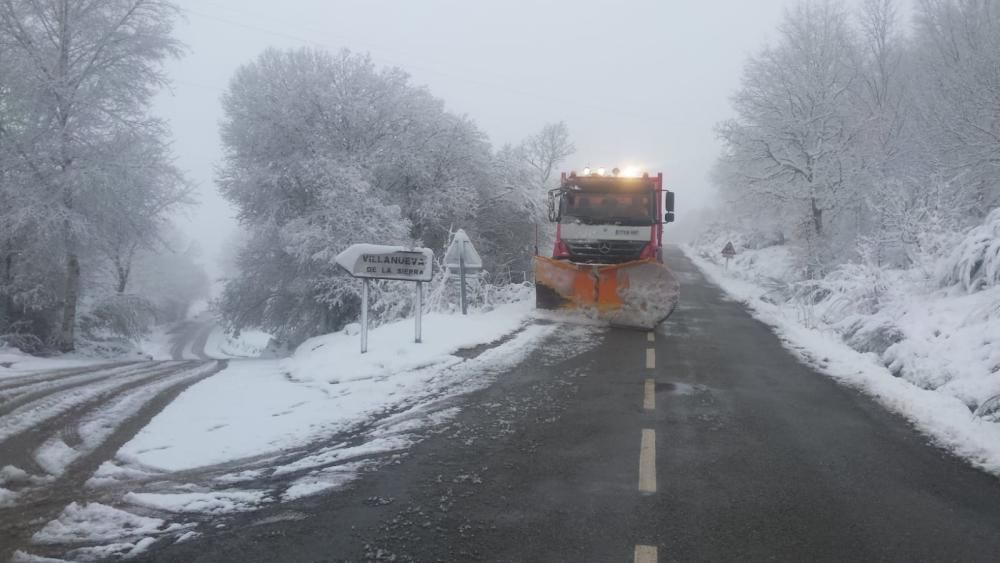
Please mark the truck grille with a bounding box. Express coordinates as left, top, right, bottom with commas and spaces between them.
564, 240, 647, 264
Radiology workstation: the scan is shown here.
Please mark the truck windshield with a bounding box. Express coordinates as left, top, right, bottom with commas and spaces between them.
560, 191, 655, 226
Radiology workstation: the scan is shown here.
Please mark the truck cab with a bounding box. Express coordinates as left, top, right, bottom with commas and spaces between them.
548, 170, 675, 264
534, 168, 679, 328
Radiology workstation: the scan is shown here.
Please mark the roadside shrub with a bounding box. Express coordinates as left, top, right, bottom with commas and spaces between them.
80, 294, 157, 340
795, 261, 890, 324
0, 320, 46, 354
939, 209, 1000, 292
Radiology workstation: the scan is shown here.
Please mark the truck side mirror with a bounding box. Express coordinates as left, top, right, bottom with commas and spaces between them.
547, 190, 559, 222
664, 191, 675, 223
665, 211, 675, 223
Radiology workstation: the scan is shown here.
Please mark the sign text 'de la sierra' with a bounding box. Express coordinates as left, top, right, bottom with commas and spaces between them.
335, 244, 434, 282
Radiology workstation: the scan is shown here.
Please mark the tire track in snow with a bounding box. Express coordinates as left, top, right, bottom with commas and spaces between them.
39, 363, 224, 476
0, 360, 227, 562
104, 325, 559, 497
169, 320, 215, 360
0, 361, 134, 393
0, 362, 162, 418
0, 362, 186, 443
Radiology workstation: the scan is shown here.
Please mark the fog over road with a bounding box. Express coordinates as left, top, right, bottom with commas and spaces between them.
141, 247, 1000, 562
168, 319, 218, 361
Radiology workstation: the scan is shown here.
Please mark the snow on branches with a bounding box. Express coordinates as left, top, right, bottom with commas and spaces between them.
0, 0, 192, 351
216, 48, 565, 343
713, 0, 1000, 274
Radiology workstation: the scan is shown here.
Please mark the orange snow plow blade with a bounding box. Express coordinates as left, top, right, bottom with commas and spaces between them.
533, 256, 680, 329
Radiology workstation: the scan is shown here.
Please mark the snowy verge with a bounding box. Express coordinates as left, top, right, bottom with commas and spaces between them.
0, 347, 104, 378
115, 301, 544, 473
203, 327, 273, 358
289, 300, 534, 383
124, 490, 270, 514
683, 245, 1000, 474
135, 326, 174, 361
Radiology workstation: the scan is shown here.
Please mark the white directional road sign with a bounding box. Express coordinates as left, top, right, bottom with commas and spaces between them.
335, 244, 434, 353
335, 244, 434, 282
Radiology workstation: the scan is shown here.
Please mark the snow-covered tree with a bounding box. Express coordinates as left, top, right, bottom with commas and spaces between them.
217, 48, 535, 342
911, 0, 1000, 215
719, 0, 863, 254
710, 0, 1000, 278
0, 0, 186, 350
96, 128, 192, 295
522, 122, 575, 186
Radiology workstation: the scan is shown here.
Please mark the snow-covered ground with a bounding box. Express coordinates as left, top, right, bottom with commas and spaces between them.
0, 347, 105, 379
6, 300, 561, 561
135, 327, 176, 361
202, 327, 272, 359
117, 301, 541, 472
25, 502, 190, 561
683, 241, 1000, 475
2, 299, 557, 560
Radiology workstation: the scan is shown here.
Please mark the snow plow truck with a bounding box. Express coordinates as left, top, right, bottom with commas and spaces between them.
533, 168, 679, 329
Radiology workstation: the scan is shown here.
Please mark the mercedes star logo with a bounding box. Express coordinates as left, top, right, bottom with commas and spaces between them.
599, 242, 612, 254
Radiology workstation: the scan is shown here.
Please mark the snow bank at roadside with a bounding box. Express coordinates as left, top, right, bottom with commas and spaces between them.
289, 300, 533, 383
0, 347, 101, 378
32, 502, 185, 545
136, 327, 174, 361
684, 245, 1000, 474
27, 502, 190, 560
115, 301, 543, 473
203, 327, 273, 358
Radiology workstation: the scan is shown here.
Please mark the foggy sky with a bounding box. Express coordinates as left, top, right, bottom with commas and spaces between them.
154, 0, 877, 279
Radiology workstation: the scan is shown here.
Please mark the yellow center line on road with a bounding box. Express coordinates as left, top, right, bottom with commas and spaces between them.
639, 429, 657, 493
646, 347, 655, 369
644, 378, 655, 410
635, 545, 658, 563
647, 331, 655, 342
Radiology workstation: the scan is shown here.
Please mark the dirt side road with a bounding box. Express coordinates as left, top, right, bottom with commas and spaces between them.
0, 359, 225, 561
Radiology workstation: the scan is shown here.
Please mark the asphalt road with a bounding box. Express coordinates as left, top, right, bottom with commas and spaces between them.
143, 246, 1000, 563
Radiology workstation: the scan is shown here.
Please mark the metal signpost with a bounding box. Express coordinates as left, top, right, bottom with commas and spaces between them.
335, 244, 434, 353
444, 230, 483, 316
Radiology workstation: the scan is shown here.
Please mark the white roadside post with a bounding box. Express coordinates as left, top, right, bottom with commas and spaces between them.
335, 244, 434, 354
460, 245, 467, 315
444, 230, 483, 316
360, 279, 369, 353
415, 281, 423, 343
